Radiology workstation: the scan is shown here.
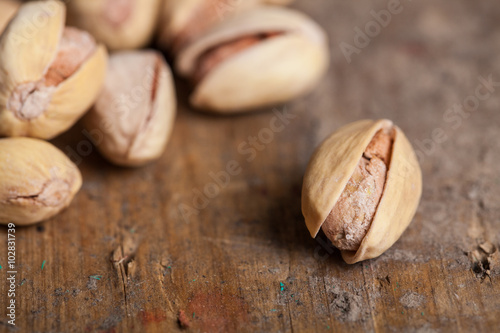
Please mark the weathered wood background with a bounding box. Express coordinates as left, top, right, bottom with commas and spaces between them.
1, 0, 500, 332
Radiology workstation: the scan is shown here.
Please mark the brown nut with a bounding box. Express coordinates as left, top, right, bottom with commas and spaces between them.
0, 0, 108, 139
66, 0, 161, 51
176, 6, 329, 113
302, 119, 422, 264
157, 0, 295, 53
0, 137, 82, 226
83, 50, 177, 167
0, 0, 20, 34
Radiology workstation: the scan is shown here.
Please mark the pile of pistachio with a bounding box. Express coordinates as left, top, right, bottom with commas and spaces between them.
0, 0, 422, 263
0, 0, 328, 221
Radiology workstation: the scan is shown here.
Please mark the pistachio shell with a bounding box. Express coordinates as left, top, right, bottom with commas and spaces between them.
0, 0, 20, 34
67, 0, 161, 50
176, 6, 329, 113
0, 137, 82, 226
302, 119, 422, 264
83, 50, 176, 167
0, 0, 108, 139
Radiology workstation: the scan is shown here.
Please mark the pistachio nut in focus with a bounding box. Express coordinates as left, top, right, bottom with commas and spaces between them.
0, 0, 20, 34
66, 0, 161, 51
83, 50, 177, 167
176, 6, 329, 113
302, 119, 422, 264
0, 0, 108, 140
0, 138, 82, 226
157, 0, 295, 53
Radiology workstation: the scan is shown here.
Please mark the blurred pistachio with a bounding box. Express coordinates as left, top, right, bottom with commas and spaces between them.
0, 137, 82, 226
176, 6, 329, 113
83, 51, 176, 167
0, 0, 108, 139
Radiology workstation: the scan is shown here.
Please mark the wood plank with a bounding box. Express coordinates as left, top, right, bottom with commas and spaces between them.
1, 0, 499, 332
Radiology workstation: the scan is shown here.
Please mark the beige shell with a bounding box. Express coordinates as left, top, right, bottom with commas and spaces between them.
176, 6, 329, 113
302, 119, 422, 264
0, 137, 82, 226
158, 0, 294, 52
66, 0, 161, 51
0, 0, 108, 140
83, 50, 177, 167
0, 0, 20, 34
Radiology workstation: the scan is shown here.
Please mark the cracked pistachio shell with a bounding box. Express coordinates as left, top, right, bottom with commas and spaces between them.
176, 6, 329, 113
0, 0, 108, 139
158, 0, 293, 52
83, 50, 176, 167
67, 0, 161, 51
302, 119, 422, 264
0, 0, 20, 34
0, 137, 82, 226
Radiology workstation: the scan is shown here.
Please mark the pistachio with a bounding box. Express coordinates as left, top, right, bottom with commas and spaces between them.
83, 50, 176, 167
0, 137, 82, 226
0, 0, 20, 34
0, 0, 108, 140
176, 6, 329, 113
158, 0, 294, 53
67, 0, 161, 51
302, 120, 422, 264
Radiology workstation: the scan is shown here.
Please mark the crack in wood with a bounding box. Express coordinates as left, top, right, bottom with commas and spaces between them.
111, 234, 140, 277
110, 233, 141, 315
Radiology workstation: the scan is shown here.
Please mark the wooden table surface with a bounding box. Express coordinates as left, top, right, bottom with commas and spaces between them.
1, 0, 500, 332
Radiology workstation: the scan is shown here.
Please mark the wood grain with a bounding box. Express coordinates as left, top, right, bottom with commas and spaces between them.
1, 0, 500, 332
